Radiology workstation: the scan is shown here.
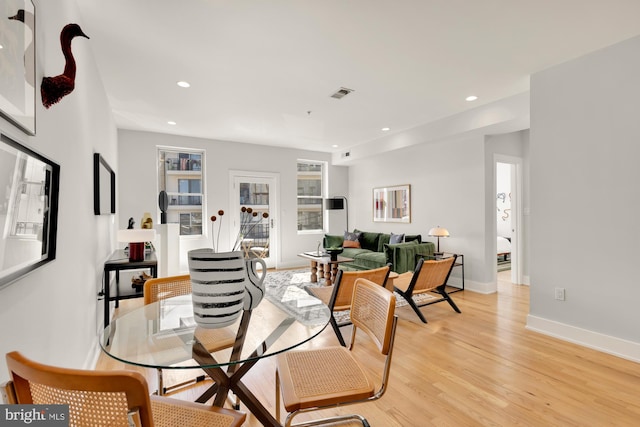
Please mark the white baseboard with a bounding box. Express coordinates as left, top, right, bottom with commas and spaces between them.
84, 336, 102, 370
526, 315, 640, 363
449, 277, 495, 294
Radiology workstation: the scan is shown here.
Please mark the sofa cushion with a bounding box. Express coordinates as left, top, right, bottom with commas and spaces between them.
324, 234, 344, 249
389, 232, 405, 244
377, 233, 391, 252
405, 234, 422, 243
341, 248, 373, 260
354, 229, 380, 252
352, 251, 387, 270
384, 240, 433, 273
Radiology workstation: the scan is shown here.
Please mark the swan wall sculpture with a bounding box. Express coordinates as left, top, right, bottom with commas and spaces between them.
41, 23, 89, 109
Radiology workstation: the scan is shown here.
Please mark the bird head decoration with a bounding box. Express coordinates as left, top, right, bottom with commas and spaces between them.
41, 23, 90, 109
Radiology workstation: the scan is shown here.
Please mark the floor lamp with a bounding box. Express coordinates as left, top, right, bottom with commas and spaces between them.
325, 196, 348, 232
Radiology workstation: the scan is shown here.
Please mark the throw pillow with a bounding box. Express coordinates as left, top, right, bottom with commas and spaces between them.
343, 240, 361, 248
344, 231, 361, 242
324, 234, 344, 249
389, 232, 405, 244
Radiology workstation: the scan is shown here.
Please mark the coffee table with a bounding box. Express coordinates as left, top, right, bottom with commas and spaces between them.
297, 252, 354, 286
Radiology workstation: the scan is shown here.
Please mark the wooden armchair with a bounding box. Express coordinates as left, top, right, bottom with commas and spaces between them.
306, 264, 391, 346
143, 275, 236, 395
275, 278, 398, 426
3, 351, 245, 427
393, 255, 461, 323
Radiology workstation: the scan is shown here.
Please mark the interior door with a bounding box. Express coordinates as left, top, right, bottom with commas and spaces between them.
230, 172, 278, 268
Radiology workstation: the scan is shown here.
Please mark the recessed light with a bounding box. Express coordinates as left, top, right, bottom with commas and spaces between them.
177, 81, 190, 88
466, 95, 478, 102
167, 121, 177, 125
381, 127, 390, 132
332, 144, 339, 148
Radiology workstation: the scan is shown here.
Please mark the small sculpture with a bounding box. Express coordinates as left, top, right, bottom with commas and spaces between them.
127, 217, 135, 229
41, 23, 89, 108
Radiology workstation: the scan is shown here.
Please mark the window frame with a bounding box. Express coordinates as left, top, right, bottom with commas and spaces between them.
296, 159, 326, 234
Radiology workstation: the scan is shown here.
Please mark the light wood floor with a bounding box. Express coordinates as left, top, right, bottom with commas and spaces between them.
97, 270, 640, 426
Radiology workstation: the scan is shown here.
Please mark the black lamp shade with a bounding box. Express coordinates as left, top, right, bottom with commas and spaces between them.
325, 198, 344, 210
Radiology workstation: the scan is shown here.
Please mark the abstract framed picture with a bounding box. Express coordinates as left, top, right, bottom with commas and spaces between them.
373, 184, 411, 223
0, 0, 36, 135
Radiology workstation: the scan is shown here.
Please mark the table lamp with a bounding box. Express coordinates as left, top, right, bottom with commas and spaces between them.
428, 226, 449, 255
117, 229, 156, 262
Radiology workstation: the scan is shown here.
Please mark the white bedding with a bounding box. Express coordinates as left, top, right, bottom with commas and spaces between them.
497, 236, 511, 254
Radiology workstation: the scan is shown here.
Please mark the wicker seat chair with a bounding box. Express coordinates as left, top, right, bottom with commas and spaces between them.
3, 351, 245, 427
393, 255, 461, 323
143, 275, 236, 395
306, 264, 391, 346
275, 278, 398, 427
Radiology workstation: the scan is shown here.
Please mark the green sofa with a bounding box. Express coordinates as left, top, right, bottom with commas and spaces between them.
324, 229, 435, 274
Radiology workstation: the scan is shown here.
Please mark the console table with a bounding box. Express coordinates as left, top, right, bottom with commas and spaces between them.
102, 249, 157, 327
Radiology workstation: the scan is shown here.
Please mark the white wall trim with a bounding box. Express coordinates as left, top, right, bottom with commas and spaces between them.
85, 337, 102, 370
526, 315, 640, 363
452, 278, 496, 294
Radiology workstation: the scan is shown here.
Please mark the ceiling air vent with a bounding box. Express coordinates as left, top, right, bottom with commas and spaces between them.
330, 87, 354, 99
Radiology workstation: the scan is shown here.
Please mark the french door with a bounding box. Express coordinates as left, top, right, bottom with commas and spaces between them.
230, 171, 279, 268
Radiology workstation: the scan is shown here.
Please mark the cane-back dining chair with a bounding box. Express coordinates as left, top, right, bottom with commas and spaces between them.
275, 278, 398, 427
393, 254, 461, 323
3, 351, 245, 427
306, 264, 391, 346
143, 275, 236, 395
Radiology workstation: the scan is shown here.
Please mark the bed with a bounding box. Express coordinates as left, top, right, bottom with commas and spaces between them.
497, 236, 511, 261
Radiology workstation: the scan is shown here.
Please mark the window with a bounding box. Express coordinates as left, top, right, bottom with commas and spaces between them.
297, 160, 324, 232
158, 148, 204, 235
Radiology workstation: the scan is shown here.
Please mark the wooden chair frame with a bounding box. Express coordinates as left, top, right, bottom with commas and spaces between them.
143, 275, 236, 396
393, 255, 461, 323
307, 264, 391, 346
276, 279, 398, 427
3, 351, 245, 427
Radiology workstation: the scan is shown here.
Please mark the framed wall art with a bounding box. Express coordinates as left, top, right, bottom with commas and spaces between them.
373, 184, 411, 223
0, 133, 59, 289
0, 0, 36, 135
93, 153, 116, 215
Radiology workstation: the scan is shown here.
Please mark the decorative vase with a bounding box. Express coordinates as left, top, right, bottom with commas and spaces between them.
188, 249, 247, 329
244, 257, 267, 310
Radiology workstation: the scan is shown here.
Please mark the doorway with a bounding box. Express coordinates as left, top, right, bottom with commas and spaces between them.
230, 171, 279, 268
495, 157, 523, 285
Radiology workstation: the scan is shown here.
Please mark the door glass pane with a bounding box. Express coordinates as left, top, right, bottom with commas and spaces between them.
238, 182, 270, 259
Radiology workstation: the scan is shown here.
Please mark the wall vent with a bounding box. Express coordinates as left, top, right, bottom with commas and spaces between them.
330, 87, 354, 99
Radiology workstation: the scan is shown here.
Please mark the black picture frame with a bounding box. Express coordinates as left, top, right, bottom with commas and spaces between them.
93, 153, 115, 215
0, 133, 59, 289
0, 0, 36, 135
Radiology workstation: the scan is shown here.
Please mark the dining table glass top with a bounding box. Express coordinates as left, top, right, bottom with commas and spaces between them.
100, 290, 331, 370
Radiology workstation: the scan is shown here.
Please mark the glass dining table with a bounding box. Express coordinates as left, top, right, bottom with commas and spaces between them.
100, 287, 331, 426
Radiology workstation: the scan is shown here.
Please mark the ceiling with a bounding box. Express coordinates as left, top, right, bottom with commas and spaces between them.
74, 0, 640, 153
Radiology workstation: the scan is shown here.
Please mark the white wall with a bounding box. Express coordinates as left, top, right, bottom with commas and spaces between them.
529, 35, 640, 360
348, 135, 489, 290
0, 0, 118, 383
117, 130, 348, 271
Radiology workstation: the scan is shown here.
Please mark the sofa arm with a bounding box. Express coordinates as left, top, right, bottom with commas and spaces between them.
384, 242, 435, 273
